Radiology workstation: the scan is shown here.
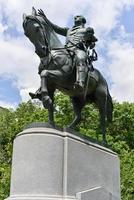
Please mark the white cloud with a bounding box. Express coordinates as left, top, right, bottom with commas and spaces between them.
108, 40, 134, 102
0, 23, 7, 36
0, 0, 91, 31
0, 38, 38, 77
88, 0, 134, 35
19, 87, 38, 102
0, 36, 40, 102
0, 99, 17, 109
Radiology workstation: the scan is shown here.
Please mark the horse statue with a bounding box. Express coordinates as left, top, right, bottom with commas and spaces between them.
22, 8, 113, 143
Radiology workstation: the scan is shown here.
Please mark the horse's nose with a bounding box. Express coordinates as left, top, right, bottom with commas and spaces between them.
41, 45, 46, 50
35, 45, 47, 58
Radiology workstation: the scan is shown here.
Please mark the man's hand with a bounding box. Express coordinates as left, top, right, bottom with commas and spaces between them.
38, 9, 47, 19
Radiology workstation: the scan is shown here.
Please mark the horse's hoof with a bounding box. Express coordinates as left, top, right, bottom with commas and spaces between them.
42, 96, 52, 109
102, 140, 107, 146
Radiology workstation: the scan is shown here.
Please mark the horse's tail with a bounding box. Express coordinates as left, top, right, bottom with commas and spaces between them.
106, 91, 113, 123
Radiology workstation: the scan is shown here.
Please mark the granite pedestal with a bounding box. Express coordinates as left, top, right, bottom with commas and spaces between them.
6, 127, 121, 200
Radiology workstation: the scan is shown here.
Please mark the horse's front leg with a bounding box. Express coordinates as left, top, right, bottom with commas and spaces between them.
41, 70, 52, 109
48, 90, 55, 127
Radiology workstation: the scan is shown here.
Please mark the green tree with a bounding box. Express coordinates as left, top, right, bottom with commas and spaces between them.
0, 95, 134, 200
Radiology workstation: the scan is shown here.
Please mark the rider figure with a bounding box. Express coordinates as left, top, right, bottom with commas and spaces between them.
38, 11, 98, 91
29, 11, 98, 100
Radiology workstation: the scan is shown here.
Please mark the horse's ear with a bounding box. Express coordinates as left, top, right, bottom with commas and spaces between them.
23, 13, 27, 21
32, 7, 37, 16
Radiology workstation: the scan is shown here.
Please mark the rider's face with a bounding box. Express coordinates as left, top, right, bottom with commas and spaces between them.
74, 16, 83, 26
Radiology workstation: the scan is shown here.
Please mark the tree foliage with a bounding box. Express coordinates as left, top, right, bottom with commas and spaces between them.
0, 94, 134, 200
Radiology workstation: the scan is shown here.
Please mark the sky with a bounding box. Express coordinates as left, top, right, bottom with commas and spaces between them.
0, 0, 134, 108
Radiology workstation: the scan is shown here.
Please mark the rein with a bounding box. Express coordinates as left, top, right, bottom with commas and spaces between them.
51, 40, 81, 50
51, 45, 74, 50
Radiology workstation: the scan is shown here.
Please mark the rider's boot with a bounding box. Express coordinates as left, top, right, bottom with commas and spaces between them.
74, 65, 86, 92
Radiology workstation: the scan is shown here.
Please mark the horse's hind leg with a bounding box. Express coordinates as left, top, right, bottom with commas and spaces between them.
68, 96, 84, 129
47, 89, 55, 127
95, 88, 107, 144
99, 104, 107, 144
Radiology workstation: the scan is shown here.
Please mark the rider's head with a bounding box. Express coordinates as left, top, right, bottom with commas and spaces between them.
74, 15, 86, 26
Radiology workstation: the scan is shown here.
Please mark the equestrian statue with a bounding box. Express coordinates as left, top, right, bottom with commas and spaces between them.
23, 7, 113, 143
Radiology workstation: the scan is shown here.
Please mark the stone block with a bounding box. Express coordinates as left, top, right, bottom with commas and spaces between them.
6, 127, 121, 200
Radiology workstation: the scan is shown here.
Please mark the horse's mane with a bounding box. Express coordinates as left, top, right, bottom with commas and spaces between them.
37, 14, 63, 49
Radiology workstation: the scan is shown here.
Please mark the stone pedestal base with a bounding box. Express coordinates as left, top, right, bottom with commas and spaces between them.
6, 127, 121, 200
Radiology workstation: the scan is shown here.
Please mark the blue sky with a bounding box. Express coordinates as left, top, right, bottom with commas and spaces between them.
0, 0, 134, 108
0, 76, 20, 103
121, 7, 134, 33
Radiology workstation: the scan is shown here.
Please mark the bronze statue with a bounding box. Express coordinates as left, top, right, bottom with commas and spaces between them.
37, 9, 98, 91
23, 7, 113, 143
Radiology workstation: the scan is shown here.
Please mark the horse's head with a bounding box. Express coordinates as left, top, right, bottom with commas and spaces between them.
23, 7, 49, 58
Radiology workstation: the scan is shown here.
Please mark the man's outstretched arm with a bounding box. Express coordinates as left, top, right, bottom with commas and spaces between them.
38, 9, 68, 36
